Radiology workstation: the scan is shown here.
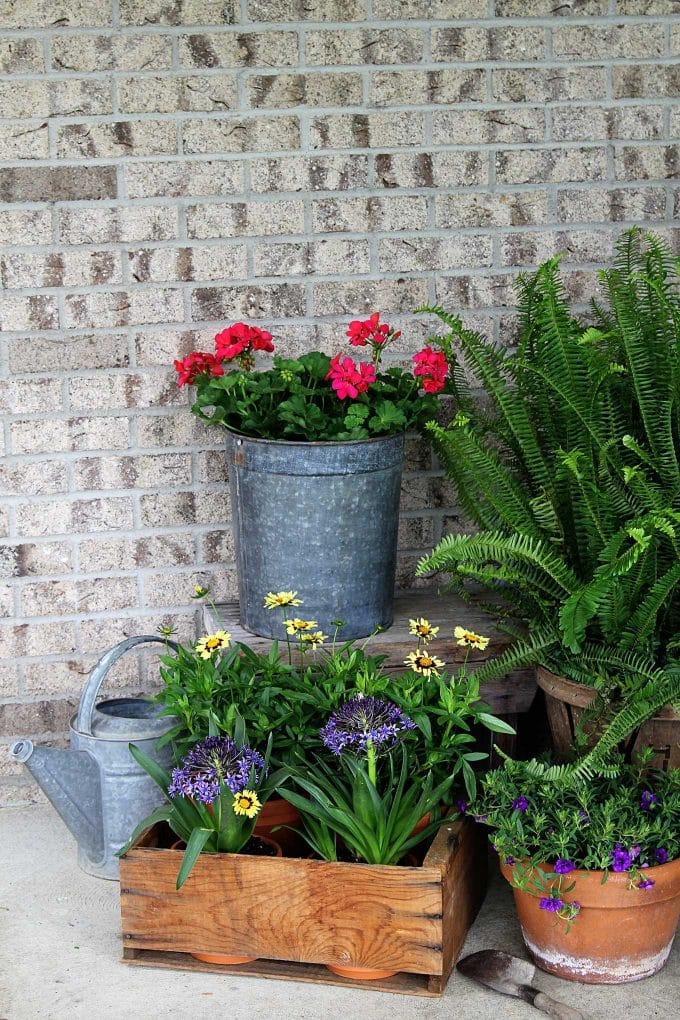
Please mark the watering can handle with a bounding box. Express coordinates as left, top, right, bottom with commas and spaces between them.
76, 635, 179, 736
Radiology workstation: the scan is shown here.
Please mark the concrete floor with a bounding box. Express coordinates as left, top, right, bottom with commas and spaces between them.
0, 806, 676, 1020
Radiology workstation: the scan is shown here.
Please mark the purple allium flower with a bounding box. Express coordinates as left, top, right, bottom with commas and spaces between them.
554, 858, 576, 874
540, 897, 563, 913
638, 878, 656, 890
640, 790, 658, 812
512, 795, 529, 813
610, 843, 631, 873
168, 735, 266, 804
456, 799, 468, 815
320, 695, 416, 756
577, 810, 590, 824
629, 844, 640, 861
655, 848, 669, 864
571, 901, 581, 913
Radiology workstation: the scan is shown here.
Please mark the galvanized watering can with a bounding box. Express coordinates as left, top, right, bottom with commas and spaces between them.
10, 635, 178, 880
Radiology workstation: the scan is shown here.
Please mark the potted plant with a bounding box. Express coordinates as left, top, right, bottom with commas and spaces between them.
469, 749, 680, 983
416, 228, 680, 770
173, 314, 451, 639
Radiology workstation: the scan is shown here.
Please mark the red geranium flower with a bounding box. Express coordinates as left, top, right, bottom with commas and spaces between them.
174, 352, 224, 387
214, 322, 274, 360
413, 346, 448, 394
347, 311, 391, 347
250, 326, 274, 352
326, 354, 376, 400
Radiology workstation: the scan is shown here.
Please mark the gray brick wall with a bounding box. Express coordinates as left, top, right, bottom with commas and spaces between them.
1, 0, 679, 806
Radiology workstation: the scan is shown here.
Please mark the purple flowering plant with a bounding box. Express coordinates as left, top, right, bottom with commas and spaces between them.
117, 720, 289, 889
468, 748, 680, 931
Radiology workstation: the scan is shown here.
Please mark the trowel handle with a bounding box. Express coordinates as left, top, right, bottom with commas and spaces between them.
76, 635, 179, 734
533, 992, 585, 1020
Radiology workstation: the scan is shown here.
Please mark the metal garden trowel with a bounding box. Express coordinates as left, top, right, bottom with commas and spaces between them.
457, 950, 586, 1020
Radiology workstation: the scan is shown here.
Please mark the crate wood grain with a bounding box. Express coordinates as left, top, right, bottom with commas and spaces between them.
205, 590, 538, 716
120, 817, 487, 996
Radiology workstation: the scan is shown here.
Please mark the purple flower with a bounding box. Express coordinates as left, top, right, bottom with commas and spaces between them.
554, 858, 576, 874
640, 790, 658, 812
654, 848, 669, 864
578, 810, 590, 824
629, 844, 640, 861
474, 814, 488, 823
610, 843, 631, 873
571, 901, 581, 913
512, 795, 529, 813
168, 735, 266, 804
320, 696, 416, 756
505, 855, 516, 866
638, 878, 656, 890
540, 897, 563, 913
456, 799, 468, 815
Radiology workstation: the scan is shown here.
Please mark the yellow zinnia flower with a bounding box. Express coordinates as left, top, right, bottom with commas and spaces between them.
408, 617, 440, 642
299, 630, 328, 649
405, 649, 445, 679
233, 790, 261, 818
454, 626, 490, 650
285, 618, 318, 635
263, 590, 303, 609
195, 630, 231, 659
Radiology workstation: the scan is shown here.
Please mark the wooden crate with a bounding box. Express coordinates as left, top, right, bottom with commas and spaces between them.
120, 816, 487, 996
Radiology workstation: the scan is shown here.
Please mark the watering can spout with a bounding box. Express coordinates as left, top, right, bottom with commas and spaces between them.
9, 739, 104, 865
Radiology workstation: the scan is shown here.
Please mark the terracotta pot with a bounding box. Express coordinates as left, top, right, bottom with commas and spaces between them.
326, 963, 398, 981
172, 835, 282, 966
500, 855, 680, 983
254, 795, 301, 835
536, 665, 680, 770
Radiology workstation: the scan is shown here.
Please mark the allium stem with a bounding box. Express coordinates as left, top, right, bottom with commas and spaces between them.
366, 739, 377, 787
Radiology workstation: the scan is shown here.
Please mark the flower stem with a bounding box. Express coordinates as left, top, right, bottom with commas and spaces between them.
366, 739, 377, 788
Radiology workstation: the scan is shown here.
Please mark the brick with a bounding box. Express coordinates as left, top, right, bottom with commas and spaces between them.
553, 24, 664, 60
199, 529, 235, 563
69, 372, 181, 411
0, 622, 76, 660
612, 64, 680, 99
0, 378, 62, 414
556, 186, 666, 223
249, 0, 364, 18
496, 147, 607, 185
182, 115, 300, 154
0, 664, 19, 697
0, 295, 58, 332
247, 72, 363, 109
0, 209, 51, 245
63, 289, 184, 330
10, 542, 72, 576
495, 0, 606, 11
614, 144, 680, 181
375, 151, 488, 189
435, 192, 549, 229
58, 206, 177, 244
142, 568, 236, 608
179, 31, 298, 68
20, 662, 99, 698
379, 236, 493, 272
80, 611, 197, 652
369, 69, 485, 106
129, 245, 248, 284
0, 1, 111, 28
72, 452, 191, 490
617, 0, 680, 12
187, 199, 305, 238
432, 108, 545, 145
397, 515, 435, 551
312, 278, 428, 316
11, 416, 130, 455
673, 23, 680, 55
561, 268, 607, 304
78, 533, 195, 572
19, 580, 78, 617
195, 450, 229, 483
56, 121, 176, 160
374, 0, 488, 13
310, 111, 424, 148
134, 330, 200, 367
499, 229, 613, 267
431, 26, 545, 62
139, 491, 199, 527
250, 155, 368, 193
0, 460, 67, 497
435, 273, 516, 310
190, 283, 306, 321
253, 238, 370, 277
51, 33, 172, 72
552, 105, 663, 142
0, 122, 49, 159
312, 196, 428, 233
0, 509, 8, 539
120, 0, 236, 23
125, 159, 243, 199
1, 250, 122, 289
136, 412, 204, 447
0, 166, 117, 204
0, 36, 43, 72
118, 74, 238, 114
305, 29, 423, 66
0, 80, 50, 118
8, 334, 129, 374
49, 80, 113, 117
492, 67, 607, 103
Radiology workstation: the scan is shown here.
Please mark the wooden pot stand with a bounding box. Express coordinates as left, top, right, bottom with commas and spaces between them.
119, 817, 487, 996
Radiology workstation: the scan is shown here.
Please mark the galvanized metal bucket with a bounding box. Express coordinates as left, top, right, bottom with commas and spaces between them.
226, 431, 405, 640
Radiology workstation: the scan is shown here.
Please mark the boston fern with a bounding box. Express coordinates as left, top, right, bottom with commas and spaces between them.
416, 228, 680, 772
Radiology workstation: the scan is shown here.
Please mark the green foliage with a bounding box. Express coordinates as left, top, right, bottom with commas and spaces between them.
416, 229, 680, 762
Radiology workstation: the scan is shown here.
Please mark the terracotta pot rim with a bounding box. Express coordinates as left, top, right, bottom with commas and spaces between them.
536, 664, 680, 721
500, 855, 680, 905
